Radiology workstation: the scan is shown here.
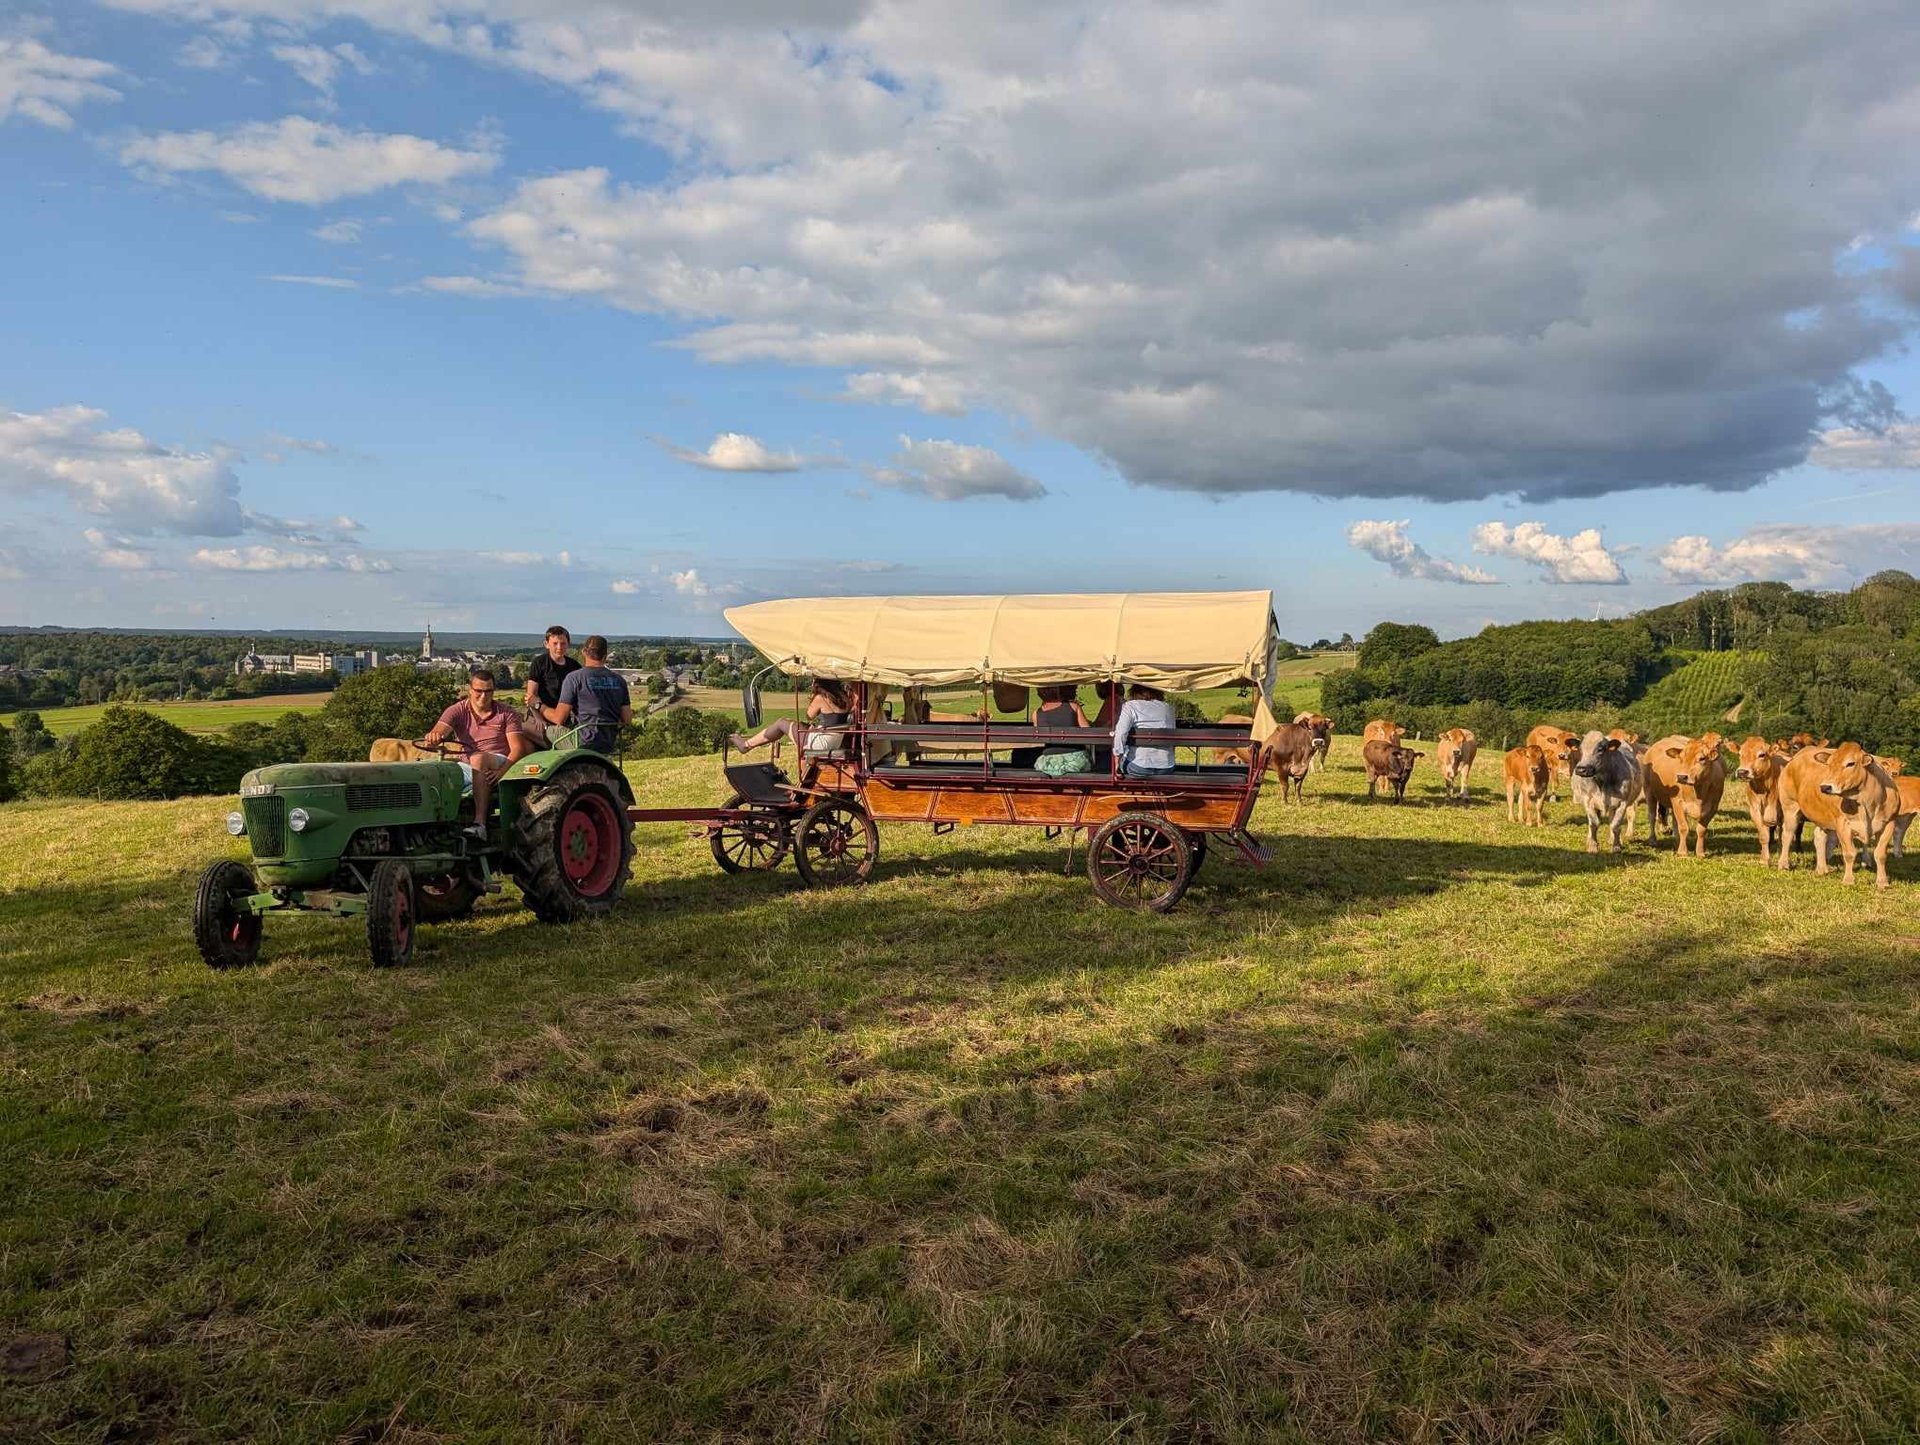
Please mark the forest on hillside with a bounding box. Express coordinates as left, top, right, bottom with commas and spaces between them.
1324, 571, 1920, 755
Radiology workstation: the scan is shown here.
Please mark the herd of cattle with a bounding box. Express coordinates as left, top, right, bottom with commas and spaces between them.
1235, 712, 1920, 888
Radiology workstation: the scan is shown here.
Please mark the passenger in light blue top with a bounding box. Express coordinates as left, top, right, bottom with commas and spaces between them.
1112, 685, 1177, 777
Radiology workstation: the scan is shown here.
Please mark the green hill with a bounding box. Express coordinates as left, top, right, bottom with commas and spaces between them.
1626, 650, 1758, 738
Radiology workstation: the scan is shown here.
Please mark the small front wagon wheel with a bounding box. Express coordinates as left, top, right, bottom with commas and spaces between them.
710, 791, 793, 874
793, 799, 879, 888
1088, 812, 1193, 912
194, 859, 263, 969
366, 859, 417, 968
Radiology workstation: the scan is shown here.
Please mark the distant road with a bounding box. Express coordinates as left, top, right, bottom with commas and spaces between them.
2, 692, 333, 737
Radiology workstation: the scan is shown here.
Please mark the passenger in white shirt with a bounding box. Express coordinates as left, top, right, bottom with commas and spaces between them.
1112, 685, 1178, 777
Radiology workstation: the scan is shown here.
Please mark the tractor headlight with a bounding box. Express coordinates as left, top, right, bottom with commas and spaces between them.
226, 810, 247, 837
287, 807, 311, 834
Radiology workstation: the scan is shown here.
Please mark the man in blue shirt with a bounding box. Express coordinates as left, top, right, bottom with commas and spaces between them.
552, 634, 633, 753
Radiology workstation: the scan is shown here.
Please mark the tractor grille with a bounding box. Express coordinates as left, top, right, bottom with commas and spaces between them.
347, 782, 423, 813
244, 796, 285, 854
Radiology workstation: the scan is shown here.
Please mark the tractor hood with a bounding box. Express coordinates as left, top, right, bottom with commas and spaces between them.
235, 760, 465, 885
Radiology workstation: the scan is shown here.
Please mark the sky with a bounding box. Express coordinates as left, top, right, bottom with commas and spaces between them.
3, 0, 1920, 643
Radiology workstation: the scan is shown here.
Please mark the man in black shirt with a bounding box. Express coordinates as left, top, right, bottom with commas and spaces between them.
522, 624, 581, 747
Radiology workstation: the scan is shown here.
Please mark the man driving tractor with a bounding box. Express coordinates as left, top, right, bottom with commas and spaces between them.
420, 666, 531, 833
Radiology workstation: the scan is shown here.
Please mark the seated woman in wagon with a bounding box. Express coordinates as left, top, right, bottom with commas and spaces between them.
729, 678, 853, 760
1030, 684, 1094, 776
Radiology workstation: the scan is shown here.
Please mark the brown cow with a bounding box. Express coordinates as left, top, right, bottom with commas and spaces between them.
1665, 732, 1727, 858
1436, 727, 1478, 800
1212, 716, 1314, 802
1525, 725, 1581, 800
1503, 744, 1551, 826
1777, 743, 1902, 887
1889, 775, 1920, 859
1362, 719, 1405, 747
1363, 737, 1422, 802
1733, 735, 1789, 866
1607, 728, 1644, 751
1876, 755, 1904, 775
1293, 712, 1333, 771
1640, 733, 1691, 841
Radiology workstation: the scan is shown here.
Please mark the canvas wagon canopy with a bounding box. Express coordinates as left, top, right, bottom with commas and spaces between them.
723, 591, 1283, 699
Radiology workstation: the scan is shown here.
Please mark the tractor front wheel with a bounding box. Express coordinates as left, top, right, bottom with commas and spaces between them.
366, 859, 417, 967
510, 767, 635, 922
193, 860, 263, 969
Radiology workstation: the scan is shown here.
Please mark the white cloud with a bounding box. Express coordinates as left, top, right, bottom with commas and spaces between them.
1649, 526, 1919, 587
0, 37, 117, 129
610, 578, 642, 594
1809, 423, 1920, 471
192, 545, 392, 573
481, 549, 572, 566
271, 41, 372, 98
82, 528, 153, 571
0, 404, 244, 535
121, 116, 497, 205
660, 432, 805, 473
843, 371, 969, 417
871, 437, 1045, 501
76, 0, 1920, 503
266, 274, 359, 288
263, 432, 337, 455
177, 35, 230, 70
312, 219, 363, 244
1346, 520, 1498, 585
1471, 521, 1627, 585
417, 274, 526, 298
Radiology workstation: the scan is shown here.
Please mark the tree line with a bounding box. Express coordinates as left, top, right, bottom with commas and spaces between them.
2, 666, 744, 802
1322, 571, 1920, 757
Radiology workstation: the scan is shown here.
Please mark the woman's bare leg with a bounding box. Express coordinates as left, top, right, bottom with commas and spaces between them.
731, 718, 802, 755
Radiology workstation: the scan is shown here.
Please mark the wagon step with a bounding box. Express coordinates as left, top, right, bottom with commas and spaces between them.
1223, 830, 1271, 867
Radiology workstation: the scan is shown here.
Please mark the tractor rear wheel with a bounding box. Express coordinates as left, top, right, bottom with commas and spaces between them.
793, 798, 879, 888
1088, 813, 1193, 912
710, 792, 792, 874
510, 767, 635, 922
193, 860, 263, 969
366, 859, 417, 967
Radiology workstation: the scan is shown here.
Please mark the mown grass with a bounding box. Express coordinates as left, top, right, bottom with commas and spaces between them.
4, 739, 1918, 1442
3, 693, 333, 738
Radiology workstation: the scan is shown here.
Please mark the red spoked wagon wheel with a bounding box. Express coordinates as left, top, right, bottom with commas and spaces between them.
793, 798, 879, 888
1087, 812, 1194, 912
193, 859, 263, 969
710, 792, 793, 874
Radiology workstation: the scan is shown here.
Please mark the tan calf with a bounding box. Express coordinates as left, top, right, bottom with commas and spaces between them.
1733, 735, 1788, 865
1362, 719, 1405, 747
1664, 732, 1726, 858
1436, 728, 1478, 800
1525, 725, 1581, 799
1503, 744, 1551, 826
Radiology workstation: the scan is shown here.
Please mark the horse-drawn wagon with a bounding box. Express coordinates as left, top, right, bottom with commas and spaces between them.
628, 591, 1286, 911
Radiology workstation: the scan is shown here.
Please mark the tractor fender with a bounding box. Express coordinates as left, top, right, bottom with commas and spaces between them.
499, 749, 635, 805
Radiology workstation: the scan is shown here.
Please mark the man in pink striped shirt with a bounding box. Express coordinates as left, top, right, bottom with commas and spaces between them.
420, 667, 530, 832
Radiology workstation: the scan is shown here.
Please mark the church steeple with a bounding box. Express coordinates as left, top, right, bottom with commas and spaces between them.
422, 623, 434, 659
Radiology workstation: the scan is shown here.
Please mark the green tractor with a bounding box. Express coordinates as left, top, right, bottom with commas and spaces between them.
193, 741, 635, 969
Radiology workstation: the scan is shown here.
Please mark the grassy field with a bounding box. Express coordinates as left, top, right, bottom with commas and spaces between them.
6, 738, 1918, 1440
2, 693, 333, 738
